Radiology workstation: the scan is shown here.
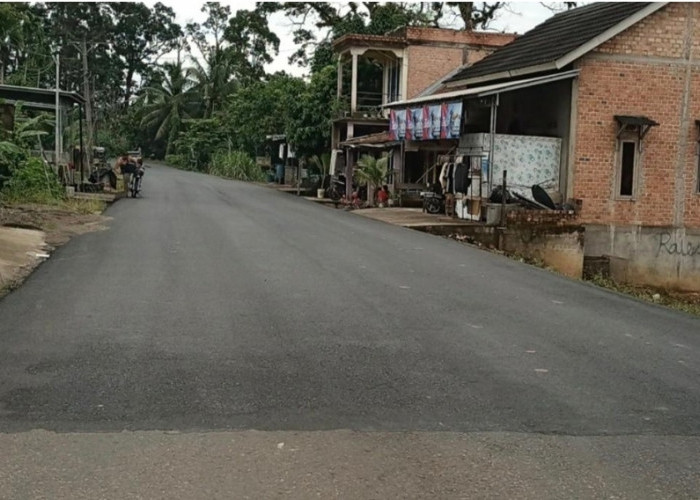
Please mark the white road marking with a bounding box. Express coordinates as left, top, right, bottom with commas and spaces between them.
534, 369, 549, 373
525, 350, 536, 354
551, 300, 564, 304
468, 324, 483, 329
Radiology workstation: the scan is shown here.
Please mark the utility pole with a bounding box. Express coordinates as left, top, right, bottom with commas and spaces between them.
81, 36, 93, 179
52, 45, 61, 179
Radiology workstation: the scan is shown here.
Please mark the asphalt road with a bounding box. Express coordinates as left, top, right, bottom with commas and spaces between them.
1, 164, 700, 498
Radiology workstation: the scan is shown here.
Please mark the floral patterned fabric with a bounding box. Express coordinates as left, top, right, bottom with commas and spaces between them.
491, 134, 562, 197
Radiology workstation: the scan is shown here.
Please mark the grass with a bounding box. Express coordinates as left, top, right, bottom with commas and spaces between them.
59, 198, 106, 215
587, 273, 700, 317
444, 233, 700, 318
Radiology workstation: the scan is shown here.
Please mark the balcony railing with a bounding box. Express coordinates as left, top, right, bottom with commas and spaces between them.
335, 91, 402, 119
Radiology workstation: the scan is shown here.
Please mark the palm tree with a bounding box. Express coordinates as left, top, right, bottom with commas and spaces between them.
188, 50, 237, 119
139, 57, 200, 154
355, 153, 389, 207
310, 152, 331, 188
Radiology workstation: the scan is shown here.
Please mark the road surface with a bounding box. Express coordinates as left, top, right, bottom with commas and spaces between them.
1, 164, 699, 498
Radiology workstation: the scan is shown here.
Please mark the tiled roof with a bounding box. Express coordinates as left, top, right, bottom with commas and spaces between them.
446, 2, 658, 83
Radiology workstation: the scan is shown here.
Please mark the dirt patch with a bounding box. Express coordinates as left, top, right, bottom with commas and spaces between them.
0, 202, 111, 297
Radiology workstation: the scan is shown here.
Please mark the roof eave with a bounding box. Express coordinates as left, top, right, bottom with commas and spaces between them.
444, 2, 669, 88
444, 62, 558, 88
555, 2, 668, 68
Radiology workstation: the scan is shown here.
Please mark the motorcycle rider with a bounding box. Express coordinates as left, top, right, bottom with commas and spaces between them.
115, 153, 142, 197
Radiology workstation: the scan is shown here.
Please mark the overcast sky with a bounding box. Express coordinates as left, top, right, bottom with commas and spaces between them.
147, 1, 575, 76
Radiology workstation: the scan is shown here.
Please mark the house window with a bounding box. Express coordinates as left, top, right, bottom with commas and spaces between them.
613, 115, 658, 200
619, 140, 637, 197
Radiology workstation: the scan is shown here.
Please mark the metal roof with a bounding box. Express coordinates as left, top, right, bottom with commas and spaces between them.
384, 70, 580, 108
0, 84, 85, 110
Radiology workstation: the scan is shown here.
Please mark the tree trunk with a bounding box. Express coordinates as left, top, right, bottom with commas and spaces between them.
124, 66, 136, 109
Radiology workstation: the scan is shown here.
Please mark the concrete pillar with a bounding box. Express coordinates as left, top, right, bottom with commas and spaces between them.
337, 54, 343, 99
351, 52, 358, 113
382, 62, 389, 105
400, 50, 409, 100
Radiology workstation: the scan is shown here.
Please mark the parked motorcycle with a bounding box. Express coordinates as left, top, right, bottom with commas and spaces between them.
326, 174, 367, 203
421, 184, 445, 214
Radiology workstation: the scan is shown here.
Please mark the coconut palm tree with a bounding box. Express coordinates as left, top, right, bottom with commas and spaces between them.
139, 57, 200, 154
188, 51, 237, 119
354, 153, 389, 207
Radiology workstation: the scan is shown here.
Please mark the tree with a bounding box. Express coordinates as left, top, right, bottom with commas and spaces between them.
110, 2, 183, 108
222, 72, 306, 156
224, 9, 280, 83
139, 55, 200, 154
286, 65, 339, 158
256, 2, 507, 67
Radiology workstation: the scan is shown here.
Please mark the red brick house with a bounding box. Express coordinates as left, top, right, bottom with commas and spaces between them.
388, 2, 700, 291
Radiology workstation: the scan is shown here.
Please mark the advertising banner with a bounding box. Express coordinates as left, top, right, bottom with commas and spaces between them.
426, 104, 441, 140
410, 107, 424, 141
443, 101, 463, 139
395, 109, 407, 140
389, 110, 398, 141
389, 101, 461, 141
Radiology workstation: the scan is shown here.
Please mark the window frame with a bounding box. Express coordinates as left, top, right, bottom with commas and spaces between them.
616, 135, 640, 200
696, 121, 700, 194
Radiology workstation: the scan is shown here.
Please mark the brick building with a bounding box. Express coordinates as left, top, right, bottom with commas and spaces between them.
331, 27, 515, 148
387, 2, 700, 291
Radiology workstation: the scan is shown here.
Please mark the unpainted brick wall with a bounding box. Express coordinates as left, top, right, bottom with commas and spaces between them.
404, 30, 515, 99
573, 2, 700, 228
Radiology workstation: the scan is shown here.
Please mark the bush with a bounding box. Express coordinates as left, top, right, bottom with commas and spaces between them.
164, 154, 187, 168
209, 151, 265, 182
1, 156, 64, 204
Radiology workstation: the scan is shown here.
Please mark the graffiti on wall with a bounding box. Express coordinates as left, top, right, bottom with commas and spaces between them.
657, 232, 700, 258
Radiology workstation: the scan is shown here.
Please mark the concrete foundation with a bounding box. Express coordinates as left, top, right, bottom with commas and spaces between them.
418, 222, 585, 279
585, 224, 700, 292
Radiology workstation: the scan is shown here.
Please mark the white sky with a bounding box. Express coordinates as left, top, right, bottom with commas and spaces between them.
149, 1, 576, 76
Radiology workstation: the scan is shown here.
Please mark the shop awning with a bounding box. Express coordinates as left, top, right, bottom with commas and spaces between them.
384, 70, 579, 108
340, 131, 400, 149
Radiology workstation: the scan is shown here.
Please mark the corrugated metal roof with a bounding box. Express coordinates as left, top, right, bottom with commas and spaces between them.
385, 70, 579, 108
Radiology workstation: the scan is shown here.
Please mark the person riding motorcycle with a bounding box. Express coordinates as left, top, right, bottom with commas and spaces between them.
115, 153, 144, 198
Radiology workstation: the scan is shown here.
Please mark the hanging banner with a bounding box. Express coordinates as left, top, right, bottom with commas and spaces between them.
389, 110, 398, 141
441, 101, 463, 139
426, 104, 442, 140
410, 107, 424, 141
395, 109, 407, 140
388, 101, 461, 141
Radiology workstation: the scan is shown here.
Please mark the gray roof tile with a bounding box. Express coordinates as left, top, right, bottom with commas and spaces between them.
446, 2, 653, 83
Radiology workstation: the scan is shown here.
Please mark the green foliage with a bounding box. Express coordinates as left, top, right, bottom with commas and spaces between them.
209, 150, 265, 182
287, 65, 339, 158
355, 154, 389, 205
173, 117, 228, 171
1, 156, 63, 204
223, 73, 306, 157
164, 154, 187, 168
310, 153, 331, 177
0, 141, 26, 189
